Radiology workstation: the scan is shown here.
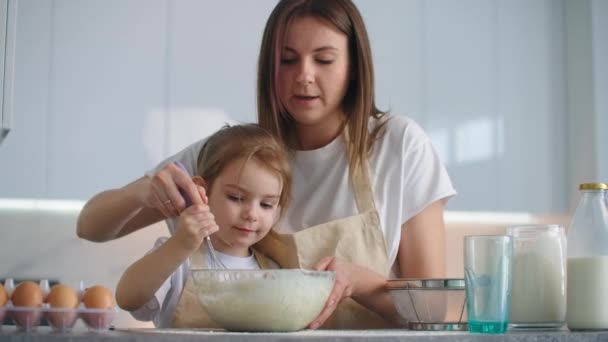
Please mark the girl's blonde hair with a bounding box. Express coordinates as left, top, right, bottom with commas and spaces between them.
196, 124, 292, 217
257, 0, 388, 175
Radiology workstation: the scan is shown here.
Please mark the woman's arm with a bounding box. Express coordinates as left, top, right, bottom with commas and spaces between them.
76, 163, 206, 242
351, 199, 448, 324
76, 177, 163, 242
398, 199, 447, 278
309, 199, 448, 328
310, 257, 401, 329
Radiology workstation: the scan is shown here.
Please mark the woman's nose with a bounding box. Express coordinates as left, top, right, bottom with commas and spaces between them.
296, 60, 314, 85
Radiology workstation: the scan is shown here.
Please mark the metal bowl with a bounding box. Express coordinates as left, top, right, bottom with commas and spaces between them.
190, 269, 335, 332
386, 278, 467, 331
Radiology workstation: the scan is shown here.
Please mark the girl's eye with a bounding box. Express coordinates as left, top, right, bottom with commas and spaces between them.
260, 202, 274, 210
317, 59, 334, 65
227, 194, 243, 202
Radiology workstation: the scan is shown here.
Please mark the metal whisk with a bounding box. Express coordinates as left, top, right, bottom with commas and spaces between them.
205, 236, 227, 269
174, 161, 227, 269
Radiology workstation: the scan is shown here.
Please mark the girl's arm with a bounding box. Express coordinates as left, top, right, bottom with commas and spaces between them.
115, 236, 193, 311
77, 163, 206, 242
115, 203, 219, 311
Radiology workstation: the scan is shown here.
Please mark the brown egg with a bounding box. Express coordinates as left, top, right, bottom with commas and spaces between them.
11, 281, 43, 307
46, 284, 79, 309
0, 284, 7, 307
82, 285, 115, 309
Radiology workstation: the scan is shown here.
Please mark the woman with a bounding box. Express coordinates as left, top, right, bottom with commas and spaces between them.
77, 0, 455, 329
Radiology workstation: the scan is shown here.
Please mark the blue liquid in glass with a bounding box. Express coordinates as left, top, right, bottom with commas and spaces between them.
468, 320, 508, 334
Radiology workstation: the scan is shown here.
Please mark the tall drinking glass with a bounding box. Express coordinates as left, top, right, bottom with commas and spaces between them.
464, 235, 513, 334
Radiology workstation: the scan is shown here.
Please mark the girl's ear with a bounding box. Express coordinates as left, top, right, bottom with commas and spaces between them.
192, 176, 208, 190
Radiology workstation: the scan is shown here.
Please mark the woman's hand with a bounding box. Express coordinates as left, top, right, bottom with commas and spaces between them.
174, 204, 219, 252
144, 162, 207, 217
308, 257, 397, 329
308, 256, 358, 329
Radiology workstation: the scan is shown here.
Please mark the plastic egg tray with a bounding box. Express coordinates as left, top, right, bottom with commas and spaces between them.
0, 279, 117, 333
1, 302, 118, 332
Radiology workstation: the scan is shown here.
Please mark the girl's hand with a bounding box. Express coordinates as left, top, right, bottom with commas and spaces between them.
174, 204, 219, 252
308, 256, 358, 329
143, 162, 207, 217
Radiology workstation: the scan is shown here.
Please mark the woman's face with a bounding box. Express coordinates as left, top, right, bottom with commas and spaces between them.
207, 157, 282, 257
278, 16, 351, 136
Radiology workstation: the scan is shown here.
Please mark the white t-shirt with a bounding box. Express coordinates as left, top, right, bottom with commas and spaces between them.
149, 115, 456, 273
130, 237, 261, 328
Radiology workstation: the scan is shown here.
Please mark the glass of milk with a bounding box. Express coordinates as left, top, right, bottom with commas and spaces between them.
507, 224, 566, 329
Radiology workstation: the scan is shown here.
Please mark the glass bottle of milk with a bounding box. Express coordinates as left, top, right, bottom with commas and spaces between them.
567, 182, 608, 330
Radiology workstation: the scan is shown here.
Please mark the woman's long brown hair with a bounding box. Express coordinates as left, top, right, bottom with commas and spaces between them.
257, 0, 388, 176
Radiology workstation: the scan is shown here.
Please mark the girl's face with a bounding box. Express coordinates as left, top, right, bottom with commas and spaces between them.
207, 157, 282, 257
278, 16, 351, 138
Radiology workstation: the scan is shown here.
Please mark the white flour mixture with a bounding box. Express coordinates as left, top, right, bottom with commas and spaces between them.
192, 270, 334, 332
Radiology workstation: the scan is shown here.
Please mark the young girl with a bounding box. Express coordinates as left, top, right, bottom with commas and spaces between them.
78, 0, 455, 329
114, 124, 291, 328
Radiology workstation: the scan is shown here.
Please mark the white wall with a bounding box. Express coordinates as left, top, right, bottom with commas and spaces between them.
0, 0, 605, 214
591, 0, 608, 182
565, 0, 608, 207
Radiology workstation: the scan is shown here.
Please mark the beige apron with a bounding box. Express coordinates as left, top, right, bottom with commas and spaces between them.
255, 156, 393, 329
171, 244, 276, 328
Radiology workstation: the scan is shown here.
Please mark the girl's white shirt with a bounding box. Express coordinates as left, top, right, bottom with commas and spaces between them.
130, 237, 261, 328
148, 115, 456, 274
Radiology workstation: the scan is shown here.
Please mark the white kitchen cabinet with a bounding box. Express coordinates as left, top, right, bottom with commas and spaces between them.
357, 0, 425, 122
423, 0, 499, 211
164, 0, 276, 152
0, 0, 50, 199
46, 0, 167, 199
0, 0, 167, 199
494, 0, 567, 213
420, 0, 568, 213
0, 0, 17, 145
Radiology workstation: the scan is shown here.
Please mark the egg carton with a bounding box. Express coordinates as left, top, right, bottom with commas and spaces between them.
0, 278, 117, 333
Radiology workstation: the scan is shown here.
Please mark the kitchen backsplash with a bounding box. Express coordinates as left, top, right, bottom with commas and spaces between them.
0, 207, 167, 328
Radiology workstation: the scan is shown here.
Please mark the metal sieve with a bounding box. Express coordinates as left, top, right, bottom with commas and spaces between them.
387, 278, 467, 331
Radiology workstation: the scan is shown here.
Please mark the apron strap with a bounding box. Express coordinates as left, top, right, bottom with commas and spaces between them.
343, 128, 377, 214
254, 230, 300, 269
351, 158, 377, 214
252, 248, 279, 269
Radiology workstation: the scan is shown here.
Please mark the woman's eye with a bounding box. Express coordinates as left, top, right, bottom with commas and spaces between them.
280, 58, 297, 65
317, 59, 334, 65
